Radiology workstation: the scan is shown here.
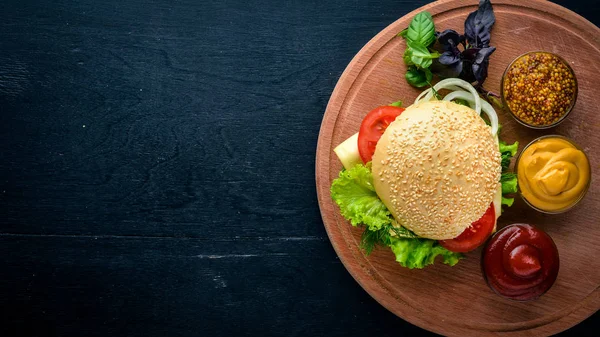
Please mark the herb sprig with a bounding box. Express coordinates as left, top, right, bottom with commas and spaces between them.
399, 0, 501, 103
398, 12, 439, 87
360, 220, 419, 255
436, 0, 496, 87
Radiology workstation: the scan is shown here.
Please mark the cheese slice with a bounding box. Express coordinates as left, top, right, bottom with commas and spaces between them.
334, 133, 361, 170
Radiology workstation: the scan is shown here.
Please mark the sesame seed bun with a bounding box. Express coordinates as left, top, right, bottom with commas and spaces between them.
372, 100, 501, 240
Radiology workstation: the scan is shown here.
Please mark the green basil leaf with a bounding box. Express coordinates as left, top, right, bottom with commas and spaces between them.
405, 11, 436, 47
408, 42, 441, 59
407, 41, 440, 69
405, 66, 432, 88
403, 49, 413, 65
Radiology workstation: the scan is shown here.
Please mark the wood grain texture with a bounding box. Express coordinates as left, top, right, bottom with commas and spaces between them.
316, 0, 600, 336
0, 0, 598, 336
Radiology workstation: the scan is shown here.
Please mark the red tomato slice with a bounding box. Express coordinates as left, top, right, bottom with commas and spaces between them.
357, 106, 404, 163
439, 203, 495, 253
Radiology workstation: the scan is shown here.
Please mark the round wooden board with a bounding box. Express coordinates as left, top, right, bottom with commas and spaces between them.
315, 0, 600, 336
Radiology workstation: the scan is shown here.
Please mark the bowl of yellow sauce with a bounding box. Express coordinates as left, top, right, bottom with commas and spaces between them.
516, 135, 591, 213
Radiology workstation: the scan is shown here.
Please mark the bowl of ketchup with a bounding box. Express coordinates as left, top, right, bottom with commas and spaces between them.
482, 224, 559, 301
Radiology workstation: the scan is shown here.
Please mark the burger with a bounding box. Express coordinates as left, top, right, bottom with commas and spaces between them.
330, 85, 518, 269
372, 100, 500, 240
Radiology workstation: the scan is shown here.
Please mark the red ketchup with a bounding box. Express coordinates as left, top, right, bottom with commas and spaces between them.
482, 224, 559, 301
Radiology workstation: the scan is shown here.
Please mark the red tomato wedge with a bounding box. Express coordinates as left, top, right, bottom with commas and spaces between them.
357, 106, 404, 163
439, 203, 495, 253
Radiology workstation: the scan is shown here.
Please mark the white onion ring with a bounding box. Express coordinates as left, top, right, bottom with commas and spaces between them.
431, 79, 481, 113
442, 90, 476, 109
481, 99, 499, 136
441, 91, 498, 135
414, 88, 432, 105
415, 79, 498, 135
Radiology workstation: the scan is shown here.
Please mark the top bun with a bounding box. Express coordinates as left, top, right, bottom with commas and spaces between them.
372, 100, 501, 240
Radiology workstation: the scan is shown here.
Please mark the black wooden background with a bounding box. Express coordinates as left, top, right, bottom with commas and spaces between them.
0, 0, 598, 336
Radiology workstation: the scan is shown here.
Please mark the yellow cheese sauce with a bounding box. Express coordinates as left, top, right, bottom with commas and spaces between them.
517, 136, 590, 212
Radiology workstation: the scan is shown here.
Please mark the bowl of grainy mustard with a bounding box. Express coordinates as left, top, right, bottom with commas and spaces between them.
501, 51, 578, 129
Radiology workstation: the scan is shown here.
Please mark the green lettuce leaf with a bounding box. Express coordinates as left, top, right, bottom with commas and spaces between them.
500, 173, 517, 208
501, 173, 517, 194
498, 139, 519, 211
390, 237, 463, 269
500, 153, 511, 171
452, 98, 470, 107
499, 140, 519, 157
331, 163, 462, 269
330, 164, 391, 231
499, 140, 519, 171
501, 196, 514, 207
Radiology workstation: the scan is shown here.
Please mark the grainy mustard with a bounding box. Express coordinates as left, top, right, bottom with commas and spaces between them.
502, 52, 576, 127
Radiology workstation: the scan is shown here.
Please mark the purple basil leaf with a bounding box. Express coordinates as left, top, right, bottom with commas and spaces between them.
457, 49, 476, 83
460, 67, 476, 83
474, 46, 496, 64
447, 60, 463, 78
432, 58, 463, 79
472, 46, 496, 85
461, 47, 480, 61
439, 51, 461, 65
436, 29, 465, 51
464, 0, 495, 48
